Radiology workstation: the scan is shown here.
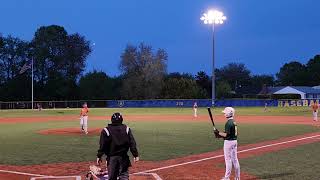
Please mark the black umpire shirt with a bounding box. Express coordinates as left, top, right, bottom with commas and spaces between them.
97, 123, 139, 159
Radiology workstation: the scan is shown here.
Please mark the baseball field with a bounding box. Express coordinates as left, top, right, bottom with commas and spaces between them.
0, 107, 319, 180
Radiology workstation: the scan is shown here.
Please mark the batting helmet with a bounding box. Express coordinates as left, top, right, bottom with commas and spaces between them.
111, 112, 123, 124
222, 107, 235, 118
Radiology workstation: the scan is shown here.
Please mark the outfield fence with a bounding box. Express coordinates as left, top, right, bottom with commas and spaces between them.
0, 99, 318, 109
105, 99, 278, 108
0, 100, 107, 109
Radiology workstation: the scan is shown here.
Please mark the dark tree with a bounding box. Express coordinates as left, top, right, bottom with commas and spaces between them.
0, 35, 5, 85
276, 61, 308, 86
306, 55, 320, 86
0, 36, 30, 101
0, 34, 3, 48
79, 71, 119, 100
120, 43, 167, 99
246, 75, 275, 94
31, 25, 91, 100
166, 72, 194, 80
195, 71, 211, 97
216, 63, 251, 94
0, 36, 29, 81
161, 75, 207, 99
216, 81, 232, 98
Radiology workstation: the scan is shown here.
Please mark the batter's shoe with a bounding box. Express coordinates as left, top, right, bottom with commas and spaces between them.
220, 178, 230, 180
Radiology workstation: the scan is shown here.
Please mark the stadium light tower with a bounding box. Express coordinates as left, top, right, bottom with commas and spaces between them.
200, 9, 226, 107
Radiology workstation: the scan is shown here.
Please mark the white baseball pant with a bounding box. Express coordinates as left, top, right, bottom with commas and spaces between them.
80, 116, 88, 133
223, 140, 240, 180
313, 110, 318, 121
193, 108, 198, 117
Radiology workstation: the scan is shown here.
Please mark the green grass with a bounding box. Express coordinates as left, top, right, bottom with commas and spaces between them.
0, 118, 317, 165
241, 142, 320, 180
0, 106, 313, 117
0, 105, 317, 180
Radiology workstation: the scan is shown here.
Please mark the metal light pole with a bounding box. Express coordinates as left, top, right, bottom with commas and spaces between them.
211, 24, 215, 107
201, 10, 226, 106
31, 57, 34, 110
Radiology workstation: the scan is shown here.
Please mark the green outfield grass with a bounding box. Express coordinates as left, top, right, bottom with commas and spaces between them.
0, 118, 317, 166
241, 142, 320, 180
0, 106, 313, 117
0, 105, 318, 180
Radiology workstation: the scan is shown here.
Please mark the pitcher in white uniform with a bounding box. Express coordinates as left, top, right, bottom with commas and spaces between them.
214, 107, 240, 180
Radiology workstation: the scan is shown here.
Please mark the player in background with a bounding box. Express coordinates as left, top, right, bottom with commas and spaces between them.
214, 107, 240, 180
311, 102, 319, 121
193, 102, 198, 118
264, 102, 268, 112
37, 103, 42, 111
80, 102, 89, 134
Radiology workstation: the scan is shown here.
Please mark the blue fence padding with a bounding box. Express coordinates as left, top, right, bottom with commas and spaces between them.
215, 99, 278, 107
106, 99, 278, 108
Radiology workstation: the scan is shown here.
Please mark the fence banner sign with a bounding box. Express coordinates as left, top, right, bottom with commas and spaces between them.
278, 99, 319, 107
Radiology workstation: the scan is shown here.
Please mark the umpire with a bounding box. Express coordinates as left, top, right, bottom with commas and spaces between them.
96, 113, 139, 180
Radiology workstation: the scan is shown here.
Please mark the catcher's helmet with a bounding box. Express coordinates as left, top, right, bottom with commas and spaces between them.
111, 112, 123, 124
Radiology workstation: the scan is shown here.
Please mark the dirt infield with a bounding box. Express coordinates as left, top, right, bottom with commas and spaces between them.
32, 114, 320, 136
38, 128, 102, 136
0, 114, 318, 126
0, 172, 32, 180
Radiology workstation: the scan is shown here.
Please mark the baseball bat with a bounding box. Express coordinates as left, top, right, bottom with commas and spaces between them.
207, 107, 216, 130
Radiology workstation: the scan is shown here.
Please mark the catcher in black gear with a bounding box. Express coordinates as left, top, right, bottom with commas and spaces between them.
96, 113, 139, 180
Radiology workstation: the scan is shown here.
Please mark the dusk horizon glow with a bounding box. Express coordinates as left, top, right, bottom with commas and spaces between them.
1, 0, 319, 77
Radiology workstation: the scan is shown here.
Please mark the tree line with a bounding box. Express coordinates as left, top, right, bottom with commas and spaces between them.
276, 56, 320, 86
0, 25, 319, 101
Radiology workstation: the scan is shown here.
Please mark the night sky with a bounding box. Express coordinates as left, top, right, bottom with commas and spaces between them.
1, 0, 319, 76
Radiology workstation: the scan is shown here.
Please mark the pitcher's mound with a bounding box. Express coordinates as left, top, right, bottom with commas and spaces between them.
38, 128, 102, 136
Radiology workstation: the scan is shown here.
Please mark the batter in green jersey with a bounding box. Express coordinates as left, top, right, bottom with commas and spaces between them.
214, 107, 240, 180
224, 118, 237, 141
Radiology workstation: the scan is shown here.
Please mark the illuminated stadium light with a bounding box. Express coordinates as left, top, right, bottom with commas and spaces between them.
200, 10, 227, 25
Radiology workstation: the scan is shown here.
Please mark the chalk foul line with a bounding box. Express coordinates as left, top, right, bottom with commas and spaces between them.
0, 169, 46, 177
135, 134, 320, 174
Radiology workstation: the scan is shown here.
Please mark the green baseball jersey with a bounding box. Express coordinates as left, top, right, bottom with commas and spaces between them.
224, 119, 238, 140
